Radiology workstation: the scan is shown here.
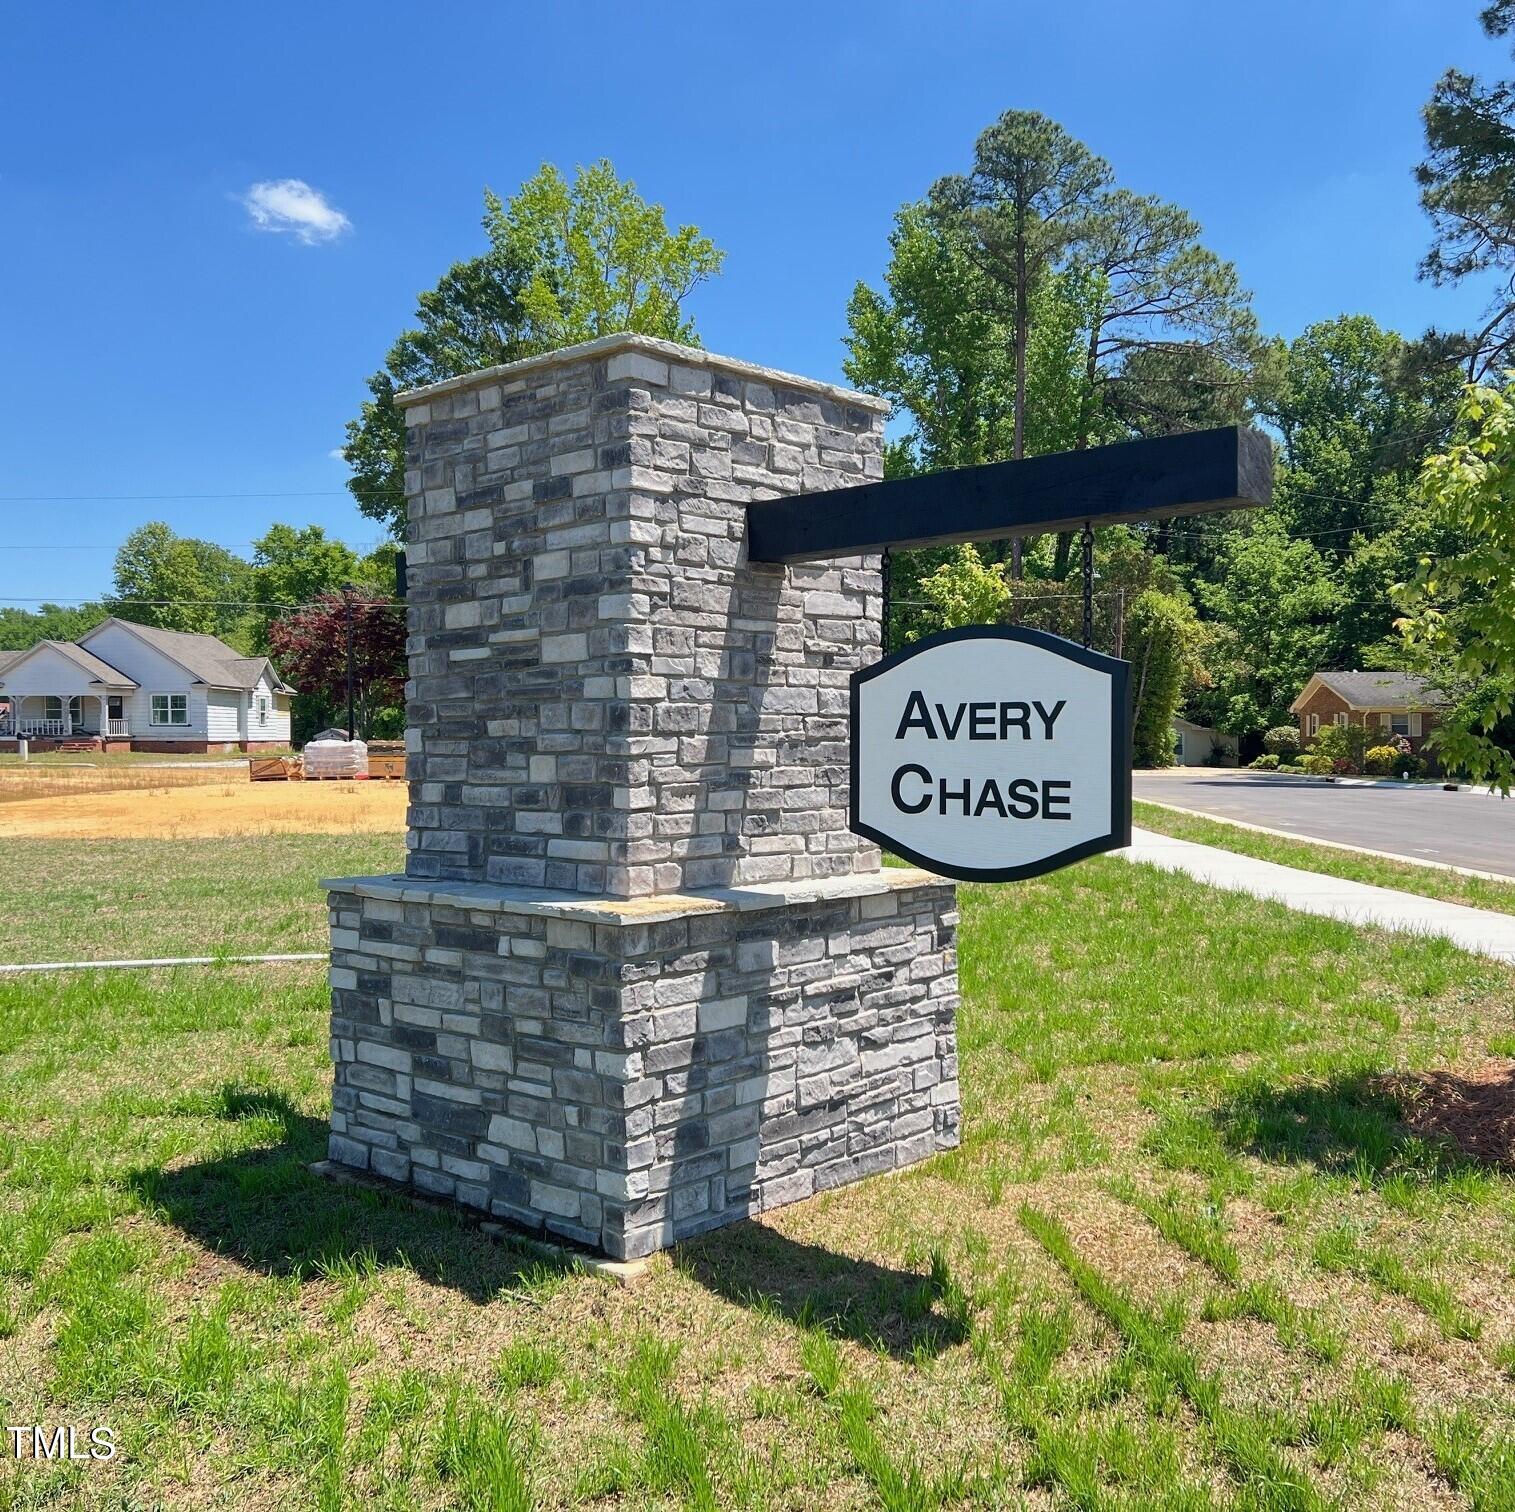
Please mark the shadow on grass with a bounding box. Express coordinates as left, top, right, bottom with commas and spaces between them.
127, 1088, 572, 1304
673, 1218, 970, 1360
1210, 1067, 1507, 1185
135, 1085, 973, 1347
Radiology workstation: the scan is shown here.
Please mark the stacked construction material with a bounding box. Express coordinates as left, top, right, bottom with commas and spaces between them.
302, 731, 368, 780
365, 738, 407, 780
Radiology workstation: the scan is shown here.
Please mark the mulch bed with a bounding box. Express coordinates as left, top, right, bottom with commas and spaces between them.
1380, 1059, 1515, 1167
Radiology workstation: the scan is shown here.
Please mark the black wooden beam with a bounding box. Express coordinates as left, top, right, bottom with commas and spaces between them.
746, 424, 1273, 564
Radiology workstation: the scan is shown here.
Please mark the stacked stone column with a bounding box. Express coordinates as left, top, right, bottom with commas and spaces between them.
324, 334, 960, 1259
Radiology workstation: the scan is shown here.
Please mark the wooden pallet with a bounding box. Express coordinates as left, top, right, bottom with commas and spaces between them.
366, 754, 406, 781
249, 756, 301, 782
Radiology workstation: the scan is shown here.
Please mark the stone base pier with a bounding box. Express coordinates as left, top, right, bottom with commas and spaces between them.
325, 869, 957, 1259
324, 333, 960, 1258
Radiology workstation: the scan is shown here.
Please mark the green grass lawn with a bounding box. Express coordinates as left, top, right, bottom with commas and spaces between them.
3, 848, 1515, 1507
1136, 799, 1515, 918
0, 835, 405, 963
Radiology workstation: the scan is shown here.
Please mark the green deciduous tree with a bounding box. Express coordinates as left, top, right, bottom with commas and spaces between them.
109, 523, 251, 644
342, 161, 723, 536
246, 524, 399, 653
1258, 316, 1462, 554
498, 162, 723, 350
844, 203, 1015, 476
1191, 522, 1339, 738
1398, 378, 1515, 789
916, 544, 1010, 629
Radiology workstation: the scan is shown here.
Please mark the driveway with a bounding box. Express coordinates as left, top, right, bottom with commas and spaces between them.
1133, 770, 1515, 878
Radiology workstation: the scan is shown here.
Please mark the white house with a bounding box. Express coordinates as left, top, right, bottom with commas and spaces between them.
0, 618, 295, 753
1170, 715, 1238, 767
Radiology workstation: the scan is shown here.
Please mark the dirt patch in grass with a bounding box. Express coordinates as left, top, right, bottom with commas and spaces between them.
1381, 1059, 1515, 1168
0, 778, 407, 838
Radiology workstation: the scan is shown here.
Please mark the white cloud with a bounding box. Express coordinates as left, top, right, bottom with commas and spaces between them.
242, 178, 351, 244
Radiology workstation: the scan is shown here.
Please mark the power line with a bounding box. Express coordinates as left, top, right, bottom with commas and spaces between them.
0, 540, 389, 553
0, 595, 405, 610
0, 489, 384, 503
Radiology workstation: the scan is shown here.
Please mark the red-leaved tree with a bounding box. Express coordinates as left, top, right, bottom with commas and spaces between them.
267, 591, 406, 739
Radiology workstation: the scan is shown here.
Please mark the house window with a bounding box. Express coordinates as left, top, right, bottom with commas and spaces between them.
1390, 713, 1411, 737
1334, 712, 1348, 728
1306, 713, 1320, 737
151, 694, 188, 726
44, 696, 62, 722
255, 693, 270, 723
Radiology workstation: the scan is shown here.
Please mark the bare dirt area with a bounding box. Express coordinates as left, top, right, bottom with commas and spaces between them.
0, 763, 241, 805
0, 777, 409, 838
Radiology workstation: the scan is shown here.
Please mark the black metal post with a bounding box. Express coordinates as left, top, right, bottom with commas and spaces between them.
1081, 522, 1095, 649
343, 585, 356, 740
880, 547, 892, 654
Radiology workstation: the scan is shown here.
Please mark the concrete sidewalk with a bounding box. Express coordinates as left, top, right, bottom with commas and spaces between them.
1121, 827, 1515, 965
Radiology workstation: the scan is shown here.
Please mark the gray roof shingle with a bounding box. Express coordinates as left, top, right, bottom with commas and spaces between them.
0, 639, 139, 686
85, 621, 294, 693
1311, 670, 1448, 709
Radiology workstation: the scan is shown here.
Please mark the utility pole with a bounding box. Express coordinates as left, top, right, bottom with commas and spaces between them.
343, 584, 356, 740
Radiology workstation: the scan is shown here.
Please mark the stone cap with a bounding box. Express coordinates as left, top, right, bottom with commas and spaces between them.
393, 331, 891, 416
322, 866, 951, 925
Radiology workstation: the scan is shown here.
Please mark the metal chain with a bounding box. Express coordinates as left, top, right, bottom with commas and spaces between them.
1081, 522, 1095, 648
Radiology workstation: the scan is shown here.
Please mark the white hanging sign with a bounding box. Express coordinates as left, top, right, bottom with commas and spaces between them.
850, 626, 1131, 882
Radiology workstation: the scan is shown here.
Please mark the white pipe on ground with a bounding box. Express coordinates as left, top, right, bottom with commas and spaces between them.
0, 952, 326, 975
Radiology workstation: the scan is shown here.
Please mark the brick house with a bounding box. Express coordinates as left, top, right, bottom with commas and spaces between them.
1288, 671, 1448, 763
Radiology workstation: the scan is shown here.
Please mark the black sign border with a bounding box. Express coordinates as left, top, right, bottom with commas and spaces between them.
849, 624, 1133, 884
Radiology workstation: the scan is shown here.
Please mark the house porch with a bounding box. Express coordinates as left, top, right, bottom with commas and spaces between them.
0, 693, 132, 742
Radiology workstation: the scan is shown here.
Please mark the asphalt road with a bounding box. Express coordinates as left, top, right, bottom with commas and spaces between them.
1133, 770, 1515, 879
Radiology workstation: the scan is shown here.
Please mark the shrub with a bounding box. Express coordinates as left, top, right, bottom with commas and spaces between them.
1394, 752, 1426, 779
1125, 591, 1199, 767
1364, 744, 1399, 776
1300, 753, 1335, 775
1332, 757, 1354, 775
1309, 723, 1369, 772
1262, 726, 1300, 755
1251, 754, 1280, 771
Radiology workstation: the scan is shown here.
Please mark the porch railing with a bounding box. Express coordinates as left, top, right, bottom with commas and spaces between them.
0, 716, 129, 740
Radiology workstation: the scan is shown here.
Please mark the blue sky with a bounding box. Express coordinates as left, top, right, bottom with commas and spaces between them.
2, 1, 1507, 604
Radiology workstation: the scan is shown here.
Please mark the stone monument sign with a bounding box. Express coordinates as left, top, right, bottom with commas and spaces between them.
320, 332, 1270, 1261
